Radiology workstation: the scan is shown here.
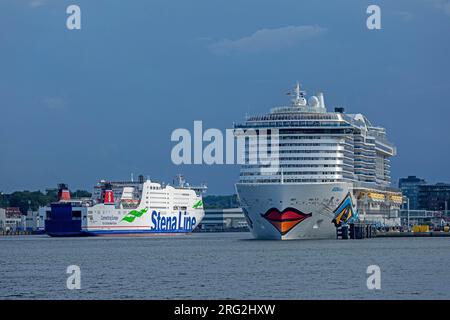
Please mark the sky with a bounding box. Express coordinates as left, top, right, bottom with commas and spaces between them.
0, 0, 450, 195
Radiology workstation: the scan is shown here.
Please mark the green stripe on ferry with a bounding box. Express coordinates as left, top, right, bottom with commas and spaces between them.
192, 200, 203, 209
121, 208, 148, 223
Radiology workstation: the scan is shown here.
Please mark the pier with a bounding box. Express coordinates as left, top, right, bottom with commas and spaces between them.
375, 231, 450, 238
337, 223, 450, 239
1, 230, 34, 236
337, 223, 376, 239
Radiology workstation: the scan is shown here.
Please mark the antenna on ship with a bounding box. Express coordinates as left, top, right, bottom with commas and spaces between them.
295, 81, 301, 100
175, 174, 185, 187
291, 81, 307, 107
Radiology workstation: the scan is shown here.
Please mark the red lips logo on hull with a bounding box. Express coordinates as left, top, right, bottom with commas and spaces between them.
261, 208, 312, 235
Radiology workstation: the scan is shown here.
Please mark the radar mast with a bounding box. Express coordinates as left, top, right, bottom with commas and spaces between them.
291, 81, 307, 107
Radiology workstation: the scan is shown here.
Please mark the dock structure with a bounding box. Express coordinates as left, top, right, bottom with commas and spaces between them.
1, 230, 33, 236
337, 222, 450, 239
375, 231, 450, 238
337, 223, 376, 240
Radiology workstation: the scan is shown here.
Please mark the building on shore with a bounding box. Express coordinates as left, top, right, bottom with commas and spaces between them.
399, 176, 450, 213
198, 208, 248, 232
0, 207, 43, 233
0, 207, 23, 232
0, 208, 4, 231
398, 176, 427, 210
418, 183, 450, 212
399, 209, 447, 227
397, 177, 450, 228
24, 210, 41, 232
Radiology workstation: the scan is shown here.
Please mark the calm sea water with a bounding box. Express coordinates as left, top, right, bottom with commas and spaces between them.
0, 233, 449, 299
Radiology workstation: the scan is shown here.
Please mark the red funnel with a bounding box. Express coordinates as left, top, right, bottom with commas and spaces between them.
104, 190, 114, 204
57, 184, 71, 201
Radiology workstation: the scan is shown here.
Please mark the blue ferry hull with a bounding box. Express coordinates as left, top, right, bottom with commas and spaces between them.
45, 203, 84, 237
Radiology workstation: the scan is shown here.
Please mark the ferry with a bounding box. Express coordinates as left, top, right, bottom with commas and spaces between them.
40, 175, 206, 237
234, 82, 403, 240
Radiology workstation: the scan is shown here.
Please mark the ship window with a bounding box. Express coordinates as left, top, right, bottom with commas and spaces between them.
72, 211, 82, 220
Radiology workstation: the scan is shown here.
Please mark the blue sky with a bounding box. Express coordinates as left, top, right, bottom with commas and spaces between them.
1, 0, 449, 194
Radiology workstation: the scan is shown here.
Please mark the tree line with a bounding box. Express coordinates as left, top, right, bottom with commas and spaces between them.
0, 190, 238, 214
0, 189, 92, 214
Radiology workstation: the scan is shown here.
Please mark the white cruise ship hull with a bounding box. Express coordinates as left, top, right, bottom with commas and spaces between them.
236, 182, 354, 240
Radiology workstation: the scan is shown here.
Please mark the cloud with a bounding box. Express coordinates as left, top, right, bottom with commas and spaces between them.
28, 0, 48, 8
428, 0, 450, 16
42, 97, 68, 110
27, 0, 59, 8
208, 25, 327, 56
395, 11, 415, 22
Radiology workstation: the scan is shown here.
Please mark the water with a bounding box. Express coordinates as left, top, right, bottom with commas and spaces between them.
0, 233, 449, 299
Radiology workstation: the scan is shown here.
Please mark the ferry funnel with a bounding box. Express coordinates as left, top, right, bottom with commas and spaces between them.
103, 189, 115, 205
57, 183, 71, 201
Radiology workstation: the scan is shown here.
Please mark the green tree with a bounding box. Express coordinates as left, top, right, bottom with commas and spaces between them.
0, 193, 8, 208
71, 190, 92, 198
2, 188, 90, 213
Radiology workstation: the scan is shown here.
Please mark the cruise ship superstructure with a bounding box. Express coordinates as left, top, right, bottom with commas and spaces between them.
41, 175, 206, 236
235, 82, 402, 240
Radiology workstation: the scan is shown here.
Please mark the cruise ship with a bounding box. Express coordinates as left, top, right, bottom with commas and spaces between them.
234, 82, 403, 240
41, 175, 206, 236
